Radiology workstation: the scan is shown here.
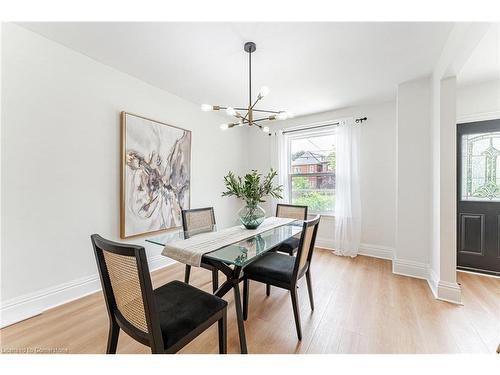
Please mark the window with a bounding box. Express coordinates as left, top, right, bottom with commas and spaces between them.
287, 127, 336, 214
461, 131, 500, 201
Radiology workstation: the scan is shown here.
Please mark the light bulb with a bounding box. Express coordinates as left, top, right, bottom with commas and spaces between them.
259, 86, 270, 97
201, 104, 213, 112
220, 123, 229, 130
262, 126, 270, 133
276, 112, 288, 120
226, 107, 237, 117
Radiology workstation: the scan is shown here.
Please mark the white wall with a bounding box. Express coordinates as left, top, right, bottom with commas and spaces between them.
428, 75, 461, 304
394, 78, 432, 273
394, 74, 464, 303
426, 24, 491, 304
457, 79, 500, 121
430, 74, 441, 288
1, 23, 246, 325
246, 101, 397, 257
438, 77, 457, 286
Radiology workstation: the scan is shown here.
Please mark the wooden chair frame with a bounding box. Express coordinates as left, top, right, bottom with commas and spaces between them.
242, 215, 321, 341
91, 234, 227, 354
265, 203, 309, 295
181, 207, 220, 293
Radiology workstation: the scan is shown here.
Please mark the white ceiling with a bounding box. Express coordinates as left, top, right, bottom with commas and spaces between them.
458, 24, 500, 86
19, 22, 454, 116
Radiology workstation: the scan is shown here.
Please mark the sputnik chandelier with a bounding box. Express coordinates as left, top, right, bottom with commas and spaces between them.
201, 42, 293, 132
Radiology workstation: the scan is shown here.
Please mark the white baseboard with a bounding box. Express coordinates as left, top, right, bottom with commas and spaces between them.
315, 239, 395, 261
436, 280, 462, 304
359, 243, 394, 260
315, 236, 334, 249
392, 258, 429, 280
0, 274, 101, 328
395, 261, 462, 304
427, 267, 439, 298
0, 255, 176, 329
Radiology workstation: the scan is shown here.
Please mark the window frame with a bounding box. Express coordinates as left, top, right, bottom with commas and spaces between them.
285, 125, 337, 216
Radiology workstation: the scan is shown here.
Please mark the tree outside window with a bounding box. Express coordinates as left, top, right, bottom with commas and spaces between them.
288, 129, 336, 214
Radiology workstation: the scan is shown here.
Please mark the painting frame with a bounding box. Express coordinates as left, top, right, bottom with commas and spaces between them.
120, 111, 192, 239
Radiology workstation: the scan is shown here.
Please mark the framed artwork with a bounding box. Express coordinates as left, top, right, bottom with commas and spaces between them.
121, 112, 191, 238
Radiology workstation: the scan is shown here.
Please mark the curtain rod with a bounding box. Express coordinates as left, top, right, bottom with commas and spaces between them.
282, 122, 339, 135
278, 117, 367, 135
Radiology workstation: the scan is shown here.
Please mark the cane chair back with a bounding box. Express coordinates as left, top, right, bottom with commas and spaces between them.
276, 204, 308, 221
182, 207, 216, 238
101, 250, 149, 332
294, 215, 321, 277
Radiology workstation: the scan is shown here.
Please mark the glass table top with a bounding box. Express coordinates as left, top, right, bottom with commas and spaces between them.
145, 225, 217, 246
146, 221, 303, 267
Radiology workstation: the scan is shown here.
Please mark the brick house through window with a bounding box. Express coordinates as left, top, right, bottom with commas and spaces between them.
291, 151, 335, 190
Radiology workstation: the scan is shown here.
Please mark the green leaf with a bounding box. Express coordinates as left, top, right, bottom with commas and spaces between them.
221, 168, 283, 204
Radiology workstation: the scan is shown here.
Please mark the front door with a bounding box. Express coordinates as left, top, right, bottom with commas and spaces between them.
457, 119, 500, 276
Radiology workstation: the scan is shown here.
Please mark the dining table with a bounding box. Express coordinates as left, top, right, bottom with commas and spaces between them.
146, 217, 303, 354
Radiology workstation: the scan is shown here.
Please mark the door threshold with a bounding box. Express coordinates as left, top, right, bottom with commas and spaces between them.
457, 268, 500, 279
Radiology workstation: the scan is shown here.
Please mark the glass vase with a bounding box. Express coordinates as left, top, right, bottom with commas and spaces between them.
238, 204, 265, 229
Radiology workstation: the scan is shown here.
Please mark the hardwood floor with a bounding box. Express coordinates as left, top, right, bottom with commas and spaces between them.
1, 249, 499, 354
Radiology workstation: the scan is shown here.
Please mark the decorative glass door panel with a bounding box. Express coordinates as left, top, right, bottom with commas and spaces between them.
461, 132, 500, 201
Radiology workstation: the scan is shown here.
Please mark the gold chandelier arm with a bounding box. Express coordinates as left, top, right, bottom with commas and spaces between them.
250, 109, 282, 114
227, 121, 242, 128
228, 109, 244, 119
250, 96, 263, 111
241, 96, 264, 124
242, 117, 274, 124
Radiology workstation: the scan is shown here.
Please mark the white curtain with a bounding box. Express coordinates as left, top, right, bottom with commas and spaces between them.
270, 130, 289, 205
333, 118, 361, 257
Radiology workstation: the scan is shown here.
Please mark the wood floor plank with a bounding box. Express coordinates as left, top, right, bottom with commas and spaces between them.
1, 249, 498, 354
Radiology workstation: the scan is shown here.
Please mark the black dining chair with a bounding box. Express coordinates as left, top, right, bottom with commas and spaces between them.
265, 203, 309, 296
181, 207, 220, 293
91, 234, 227, 354
274, 203, 309, 255
242, 215, 320, 341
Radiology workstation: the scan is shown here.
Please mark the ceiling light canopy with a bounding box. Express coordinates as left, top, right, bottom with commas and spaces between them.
201, 42, 290, 133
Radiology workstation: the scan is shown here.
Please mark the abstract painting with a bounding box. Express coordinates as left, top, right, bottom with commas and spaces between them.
121, 112, 191, 238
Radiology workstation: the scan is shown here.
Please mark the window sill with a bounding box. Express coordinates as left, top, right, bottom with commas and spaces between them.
308, 213, 335, 218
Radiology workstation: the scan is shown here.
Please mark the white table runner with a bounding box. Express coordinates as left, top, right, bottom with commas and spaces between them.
162, 216, 295, 267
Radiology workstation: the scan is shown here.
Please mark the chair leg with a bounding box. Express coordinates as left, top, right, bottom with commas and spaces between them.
266, 283, 271, 296
106, 321, 120, 354
151, 345, 164, 354
184, 265, 191, 284
212, 269, 219, 293
243, 279, 249, 321
305, 270, 314, 311
290, 286, 302, 341
218, 310, 227, 354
